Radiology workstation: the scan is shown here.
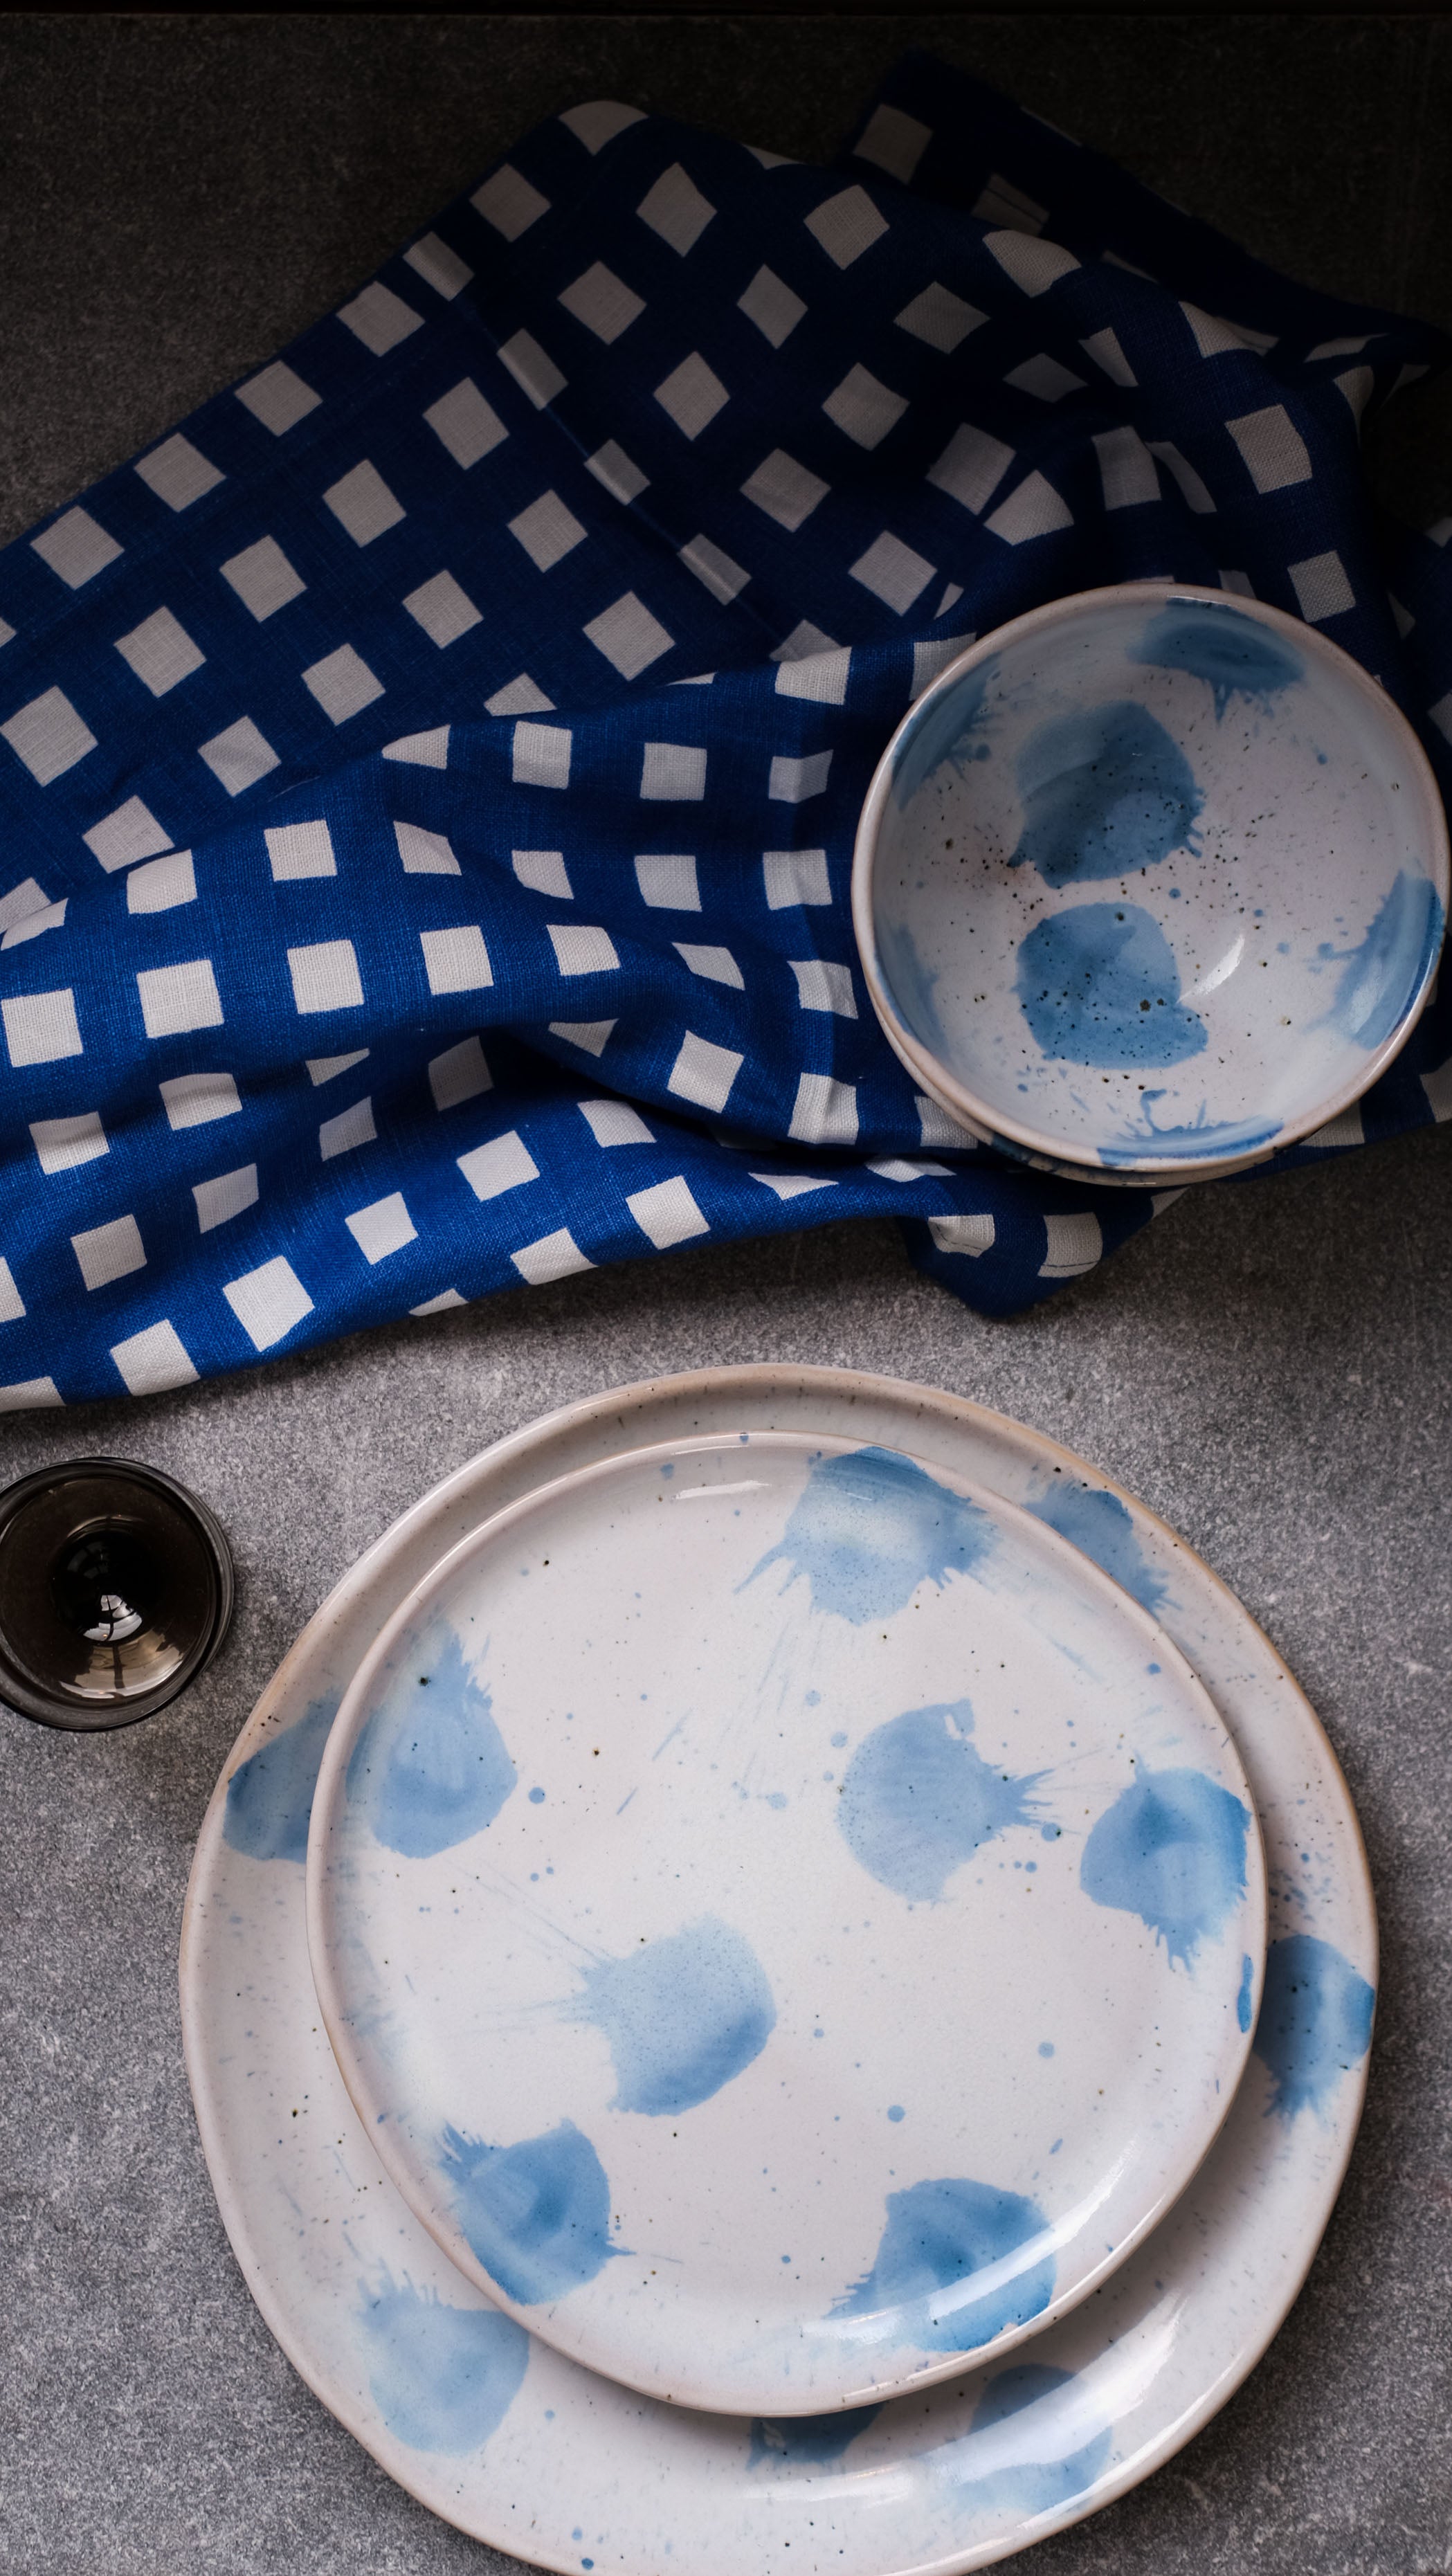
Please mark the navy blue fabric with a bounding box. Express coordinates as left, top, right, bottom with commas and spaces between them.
0, 55, 1449, 1409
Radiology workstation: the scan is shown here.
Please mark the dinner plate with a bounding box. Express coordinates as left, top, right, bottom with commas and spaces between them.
308, 1431, 1264, 2416
181, 1368, 1375, 2576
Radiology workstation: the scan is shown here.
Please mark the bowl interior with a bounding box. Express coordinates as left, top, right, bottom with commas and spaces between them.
867, 590, 1446, 1170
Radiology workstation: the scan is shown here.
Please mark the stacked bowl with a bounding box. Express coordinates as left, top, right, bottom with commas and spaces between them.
853, 583, 1448, 1186
182, 1363, 1378, 2575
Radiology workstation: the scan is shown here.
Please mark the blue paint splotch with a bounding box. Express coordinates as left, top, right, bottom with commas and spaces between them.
1009, 702, 1203, 889
439, 2117, 619, 2305
359, 2270, 529, 2456
222, 1694, 337, 1863
839, 1701, 1043, 1900
1252, 1932, 1374, 2119
747, 1446, 996, 1624
1133, 599, 1304, 720
1237, 1952, 1255, 2033
1098, 1098, 1282, 1167
1312, 871, 1444, 1051
1025, 1482, 1168, 1617
939, 2363, 1112, 2516
1080, 1766, 1251, 1968
1017, 904, 1208, 1069
892, 663, 995, 809
831, 2177, 1055, 2355
345, 1624, 517, 1860
573, 1917, 775, 2115
747, 2404, 882, 2469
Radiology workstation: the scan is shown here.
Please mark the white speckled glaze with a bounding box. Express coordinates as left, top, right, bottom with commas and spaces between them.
307, 1430, 1264, 2418
181, 1368, 1377, 2576
853, 584, 1449, 1180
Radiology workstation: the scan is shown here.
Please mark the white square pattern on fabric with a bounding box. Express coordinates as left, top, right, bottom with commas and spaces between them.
221, 535, 307, 620
136, 435, 225, 512
0, 68, 1441, 1413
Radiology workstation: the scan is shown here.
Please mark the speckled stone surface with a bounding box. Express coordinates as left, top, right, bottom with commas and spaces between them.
1, 20, 1450, 2575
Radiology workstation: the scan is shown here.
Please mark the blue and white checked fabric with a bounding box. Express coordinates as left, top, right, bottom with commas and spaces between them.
1, 53, 1449, 1411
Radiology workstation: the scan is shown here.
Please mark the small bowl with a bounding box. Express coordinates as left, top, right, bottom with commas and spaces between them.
853, 583, 1449, 1181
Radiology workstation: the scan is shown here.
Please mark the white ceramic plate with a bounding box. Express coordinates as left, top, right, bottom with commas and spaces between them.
307, 1431, 1264, 2417
853, 584, 1449, 1179
181, 1368, 1376, 2576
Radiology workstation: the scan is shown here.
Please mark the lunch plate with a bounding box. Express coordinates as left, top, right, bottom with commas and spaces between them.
182, 1367, 1375, 2575
307, 1428, 1264, 2416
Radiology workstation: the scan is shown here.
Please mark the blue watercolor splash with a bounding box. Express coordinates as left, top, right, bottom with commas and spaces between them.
439, 2118, 619, 2305
1312, 871, 1444, 1051
748, 2404, 882, 2469
1133, 599, 1304, 719
1009, 702, 1203, 888
1237, 1952, 1255, 2032
938, 2364, 1112, 2514
222, 1694, 337, 1863
831, 2177, 1055, 2355
878, 915, 949, 1055
572, 1916, 776, 2115
358, 2270, 529, 2455
1025, 1483, 1168, 1617
345, 1623, 516, 1859
747, 1446, 996, 1624
1080, 1766, 1251, 1968
1017, 903, 1208, 1068
838, 1700, 1043, 1900
1098, 1098, 1282, 1166
892, 663, 995, 809
1252, 1933, 1374, 2119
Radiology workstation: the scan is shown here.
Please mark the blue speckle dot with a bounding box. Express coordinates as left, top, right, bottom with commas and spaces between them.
887, 2104, 905, 2122
781, 2253, 792, 2264
660, 1463, 674, 1478
528, 1786, 546, 1805
572, 2531, 583, 2543
1037, 2042, 1055, 2058
1040, 1824, 1062, 1842
1050, 2138, 1062, 2154
1168, 885, 1182, 898
1147, 1662, 1160, 1674
830, 1730, 848, 1748
806, 1689, 822, 1707
1025, 1861, 1037, 1874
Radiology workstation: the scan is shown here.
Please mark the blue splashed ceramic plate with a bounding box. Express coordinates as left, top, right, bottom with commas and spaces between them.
306, 1428, 1265, 2418
183, 1368, 1376, 2576
853, 583, 1449, 1181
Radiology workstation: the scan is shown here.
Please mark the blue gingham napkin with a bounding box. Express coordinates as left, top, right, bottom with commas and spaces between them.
1, 53, 1448, 1410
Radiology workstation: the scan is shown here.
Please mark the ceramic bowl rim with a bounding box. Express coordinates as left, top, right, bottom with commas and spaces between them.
304, 1417, 1266, 2420
851, 579, 1451, 1179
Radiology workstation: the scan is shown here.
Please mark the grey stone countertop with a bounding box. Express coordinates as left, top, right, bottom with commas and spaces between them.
1, 18, 1449, 2576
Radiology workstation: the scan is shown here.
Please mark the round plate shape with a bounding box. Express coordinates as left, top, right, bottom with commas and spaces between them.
181, 1369, 1377, 2576
307, 1429, 1264, 2418
853, 583, 1449, 1179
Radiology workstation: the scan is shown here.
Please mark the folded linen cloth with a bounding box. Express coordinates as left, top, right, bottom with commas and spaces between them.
1, 52, 1448, 1411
